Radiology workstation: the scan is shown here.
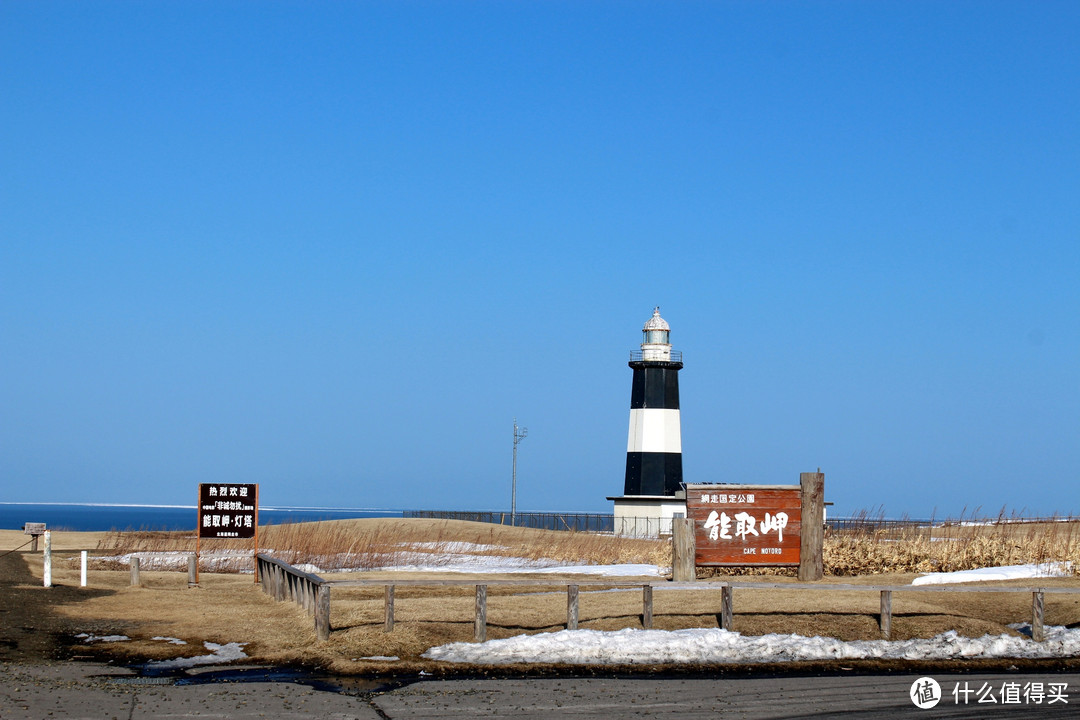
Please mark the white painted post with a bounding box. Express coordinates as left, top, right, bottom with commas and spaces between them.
81, 550, 88, 587
43, 531, 52, 588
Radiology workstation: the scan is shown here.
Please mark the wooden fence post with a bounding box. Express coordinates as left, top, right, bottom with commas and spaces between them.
642, 585, 653, 629
315, 584, 330, 641
385, 585, 395, 632
720, 585, 733, 630
475, 585, 487, 642
567, 585, 579, 630
1032, 590, 1045, 642
188, 554, 198, 588
130, 557, 141, 587
880, 590, 892, 639
672, 517, 695, 582
798, 471, 825, 581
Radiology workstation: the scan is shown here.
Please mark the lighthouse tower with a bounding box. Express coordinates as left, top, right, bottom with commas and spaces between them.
609, 308, 686, 536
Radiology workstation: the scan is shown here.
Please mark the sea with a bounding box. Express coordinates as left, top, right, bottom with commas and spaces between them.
0, 503, 403, 532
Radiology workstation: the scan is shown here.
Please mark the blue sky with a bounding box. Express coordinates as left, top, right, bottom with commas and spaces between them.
2, 1, 1077, 517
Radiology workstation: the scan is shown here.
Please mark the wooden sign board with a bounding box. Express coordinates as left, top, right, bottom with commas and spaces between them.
198, 483, 258, 539
685, 483, 802, 567
23, 522, 46, 535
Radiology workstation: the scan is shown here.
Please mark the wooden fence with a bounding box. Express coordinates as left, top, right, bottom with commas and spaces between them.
256, 554, 331, 640
255, 554, 1078, 644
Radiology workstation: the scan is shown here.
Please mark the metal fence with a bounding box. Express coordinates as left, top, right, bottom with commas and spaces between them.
403, 510, 616, 533
404, 510, 1080, 539
824, 515, 1080, 536
403, 511, 676, 537
825, 517, 934, 533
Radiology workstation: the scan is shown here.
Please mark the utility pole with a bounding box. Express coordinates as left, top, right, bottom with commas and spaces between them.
511, 418, 528, 526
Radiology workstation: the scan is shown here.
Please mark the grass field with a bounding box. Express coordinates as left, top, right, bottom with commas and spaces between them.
84, 514, 1080, 576
2, 517, 1079, 673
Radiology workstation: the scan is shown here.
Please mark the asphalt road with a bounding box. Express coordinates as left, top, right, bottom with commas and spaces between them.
2, 663, 1078, 719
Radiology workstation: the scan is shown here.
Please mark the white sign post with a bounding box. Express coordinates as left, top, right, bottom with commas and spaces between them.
43, 531, 52, 588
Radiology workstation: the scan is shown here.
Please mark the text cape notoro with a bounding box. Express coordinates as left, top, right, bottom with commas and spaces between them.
198, 483, 257, 539
685, 483, 801, 567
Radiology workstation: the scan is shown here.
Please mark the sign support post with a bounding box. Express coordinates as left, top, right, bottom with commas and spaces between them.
194, 485, 201, 586
798, 471, 825, 581
671, 517, 695, 582
253, 484, 260, 583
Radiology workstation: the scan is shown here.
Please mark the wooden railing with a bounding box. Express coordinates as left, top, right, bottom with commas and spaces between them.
256, 554, 331, 640
255, 554, 1078, 644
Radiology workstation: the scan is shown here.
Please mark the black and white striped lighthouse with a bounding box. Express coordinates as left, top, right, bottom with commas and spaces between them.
623, 307, 683, 496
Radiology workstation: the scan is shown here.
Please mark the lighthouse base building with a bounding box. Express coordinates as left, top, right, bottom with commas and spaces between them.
609, 494, 687, 538
607, 308, 686, 537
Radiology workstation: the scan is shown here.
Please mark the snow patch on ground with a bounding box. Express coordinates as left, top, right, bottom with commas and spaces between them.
530, 563, 665, 577
290, 551, 665, 576
152, 636, 188, 645
423, 625, 1080, 665
912, 562, 1073, 585
76, 633, 129, 643
92, 550, 252, 572
382, 560, 665, 576
144, 642, 248, 670
409, 541, 506, 553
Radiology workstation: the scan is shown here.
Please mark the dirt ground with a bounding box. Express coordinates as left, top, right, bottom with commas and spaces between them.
4, 531, 1080, 676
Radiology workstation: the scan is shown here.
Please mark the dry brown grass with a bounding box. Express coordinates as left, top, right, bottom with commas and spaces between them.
12, 552, 1080, 673
89, 518, 671, 573
83, 515, 1080, 578
823, 519, 1080, 576
6, 517, 1080, 672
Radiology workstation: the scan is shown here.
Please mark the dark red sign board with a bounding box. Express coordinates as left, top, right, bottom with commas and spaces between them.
198, 483, 258, 539
685, 483, 802, 567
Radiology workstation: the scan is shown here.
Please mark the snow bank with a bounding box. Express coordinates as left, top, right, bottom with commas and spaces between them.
294, 553, 665, 576
144, 641, 248, 670
92, 550, 252, 572
382, 560, 664, 576
409, 542, 506, 553
76, 633, 129, 643
913, 562, 1072, 586
423, 625, 1080, 665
